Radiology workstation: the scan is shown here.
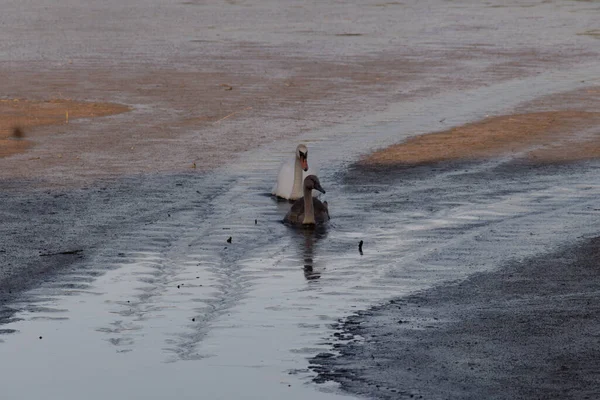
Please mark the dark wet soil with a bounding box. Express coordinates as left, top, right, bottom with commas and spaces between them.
311, 231, 600, 399
0, 172, 215, 322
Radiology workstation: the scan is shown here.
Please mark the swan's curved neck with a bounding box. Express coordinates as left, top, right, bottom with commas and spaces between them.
291, 156, 304, 199
302, 186, 315, 224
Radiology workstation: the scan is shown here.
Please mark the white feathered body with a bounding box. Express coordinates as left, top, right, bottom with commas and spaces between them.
272, 158, 319, 200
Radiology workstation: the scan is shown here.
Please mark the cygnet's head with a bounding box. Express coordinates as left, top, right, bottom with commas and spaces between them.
303, 175, 325, 194
296, 144, 309, 172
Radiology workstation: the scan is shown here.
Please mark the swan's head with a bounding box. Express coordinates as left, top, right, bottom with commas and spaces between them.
304, 175, 325, 194
296, 144, 309, 172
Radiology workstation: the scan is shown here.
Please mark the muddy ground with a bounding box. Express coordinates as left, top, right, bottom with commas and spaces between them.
0, 0, 595, 310
310, 231, 600, 400
2, 1, 600, 399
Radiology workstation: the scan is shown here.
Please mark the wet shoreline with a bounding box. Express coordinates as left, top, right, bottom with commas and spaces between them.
1, 1, 600, 398
4, 127, 600, 399
311, 216, 600, 399
0, 172, 210, 315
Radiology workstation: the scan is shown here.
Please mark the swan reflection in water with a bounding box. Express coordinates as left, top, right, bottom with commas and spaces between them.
290, 226, 328, 281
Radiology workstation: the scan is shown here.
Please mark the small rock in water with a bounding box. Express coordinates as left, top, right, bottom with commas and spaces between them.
39, 336, 42, 340
177, 285, 181, 289
255, 219, 257, 225
358, 240, 364, 255
227, 236, 232, 243
192, 318, 195, 322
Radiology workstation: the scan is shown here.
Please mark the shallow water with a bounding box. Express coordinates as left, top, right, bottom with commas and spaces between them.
2, 62, 600, 398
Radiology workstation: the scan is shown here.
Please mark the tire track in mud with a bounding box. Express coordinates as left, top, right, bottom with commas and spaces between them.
4, 153, 600, 371
0, 173, 232, 349
84, 173, 289, 360
2, 151, 600, 400
353, 163, 600, 278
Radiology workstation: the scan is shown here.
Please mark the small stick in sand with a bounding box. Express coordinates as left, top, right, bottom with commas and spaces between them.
214, 107, 252, 124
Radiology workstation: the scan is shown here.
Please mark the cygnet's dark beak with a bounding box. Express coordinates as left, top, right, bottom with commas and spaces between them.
314, 183, 326, 194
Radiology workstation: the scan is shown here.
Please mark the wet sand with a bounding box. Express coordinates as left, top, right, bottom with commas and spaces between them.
1, 1, 600, 399
310, 83, 600, 398
1, 0, 599, 186
363, 87, 600, 166
311, 235, 600, 399
362, 110, 600, 165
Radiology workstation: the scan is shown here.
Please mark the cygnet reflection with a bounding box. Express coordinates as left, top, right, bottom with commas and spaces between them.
293, 226, 328, 281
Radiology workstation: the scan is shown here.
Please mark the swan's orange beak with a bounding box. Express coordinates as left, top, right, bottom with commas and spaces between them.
301, 157, 308, 172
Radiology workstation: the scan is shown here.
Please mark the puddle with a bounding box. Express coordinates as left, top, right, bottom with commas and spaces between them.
2, 64, 600, 399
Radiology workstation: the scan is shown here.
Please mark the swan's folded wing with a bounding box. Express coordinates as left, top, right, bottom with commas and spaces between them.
313, 198, 330, 223
285, 198, 305, 222
273, 159, 295, 198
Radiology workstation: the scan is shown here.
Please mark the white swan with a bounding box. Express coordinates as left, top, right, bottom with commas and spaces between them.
272, 144, 318, 200
284, 175, 330, 225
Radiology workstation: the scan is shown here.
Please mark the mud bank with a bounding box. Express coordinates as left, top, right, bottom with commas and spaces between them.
0, 172, 209, 319
311, 234, 600, 399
